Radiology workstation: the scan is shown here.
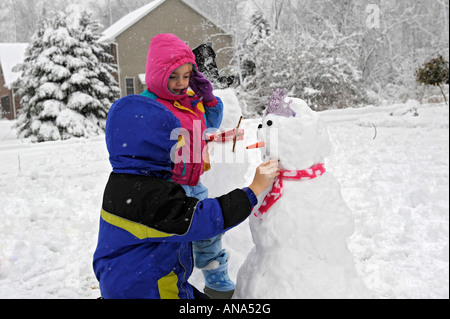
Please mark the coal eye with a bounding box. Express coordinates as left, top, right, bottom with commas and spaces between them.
258, 124, 263, 129
267, 120, 273, 127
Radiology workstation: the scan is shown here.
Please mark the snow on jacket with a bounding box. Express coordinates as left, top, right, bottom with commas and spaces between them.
144, 33, 223, 186
93, 95, 256, 299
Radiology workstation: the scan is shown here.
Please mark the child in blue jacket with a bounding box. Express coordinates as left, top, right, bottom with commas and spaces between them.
92, 94, 279, 299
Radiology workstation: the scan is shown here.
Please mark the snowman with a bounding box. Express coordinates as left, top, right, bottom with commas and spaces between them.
235, 89, 370, 299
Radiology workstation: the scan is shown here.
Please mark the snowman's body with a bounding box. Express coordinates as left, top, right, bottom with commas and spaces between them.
201, 89, 250, 197
235, 93, 369, 299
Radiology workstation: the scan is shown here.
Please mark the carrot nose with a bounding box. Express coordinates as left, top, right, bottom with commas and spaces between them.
246, 141, 266, 149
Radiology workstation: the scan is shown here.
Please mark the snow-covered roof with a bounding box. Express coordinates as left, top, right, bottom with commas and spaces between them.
99, 0, 227, 43
138, 74, 146, 85
0, 43, 28, 88
99, 0, 165, 42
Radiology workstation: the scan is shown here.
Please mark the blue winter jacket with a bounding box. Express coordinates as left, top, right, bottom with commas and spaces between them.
93, 95, 257, 299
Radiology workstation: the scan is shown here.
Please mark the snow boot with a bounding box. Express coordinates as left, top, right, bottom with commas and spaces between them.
201, 250, 235, 299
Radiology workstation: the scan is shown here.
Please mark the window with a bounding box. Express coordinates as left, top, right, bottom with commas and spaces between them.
125, 77, 135, 95
1, 95, 11, 114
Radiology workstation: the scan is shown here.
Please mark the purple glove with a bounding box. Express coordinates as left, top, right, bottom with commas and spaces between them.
189, 69, 216, 103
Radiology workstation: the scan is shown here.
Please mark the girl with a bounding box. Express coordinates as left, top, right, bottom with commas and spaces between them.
141, 33, 234, 298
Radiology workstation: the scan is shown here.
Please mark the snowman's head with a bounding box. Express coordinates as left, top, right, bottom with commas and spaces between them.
255, 90, 332, 170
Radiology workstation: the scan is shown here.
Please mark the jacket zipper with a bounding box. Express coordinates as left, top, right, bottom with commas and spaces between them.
178, 247, 189, 299
177, 201, 200, 299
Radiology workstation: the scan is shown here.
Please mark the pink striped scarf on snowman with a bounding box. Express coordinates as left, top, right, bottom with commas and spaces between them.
256, 163, 326, 218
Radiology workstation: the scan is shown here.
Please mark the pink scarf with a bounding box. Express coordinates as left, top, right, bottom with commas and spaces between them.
206, 128, 245, 142
256, 163, 326, 218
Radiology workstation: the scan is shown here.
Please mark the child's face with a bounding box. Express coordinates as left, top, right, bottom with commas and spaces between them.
168, 64, 192, 95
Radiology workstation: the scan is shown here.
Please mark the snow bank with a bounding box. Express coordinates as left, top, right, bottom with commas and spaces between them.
0, 125, 109, 298
0, 98, 448, 299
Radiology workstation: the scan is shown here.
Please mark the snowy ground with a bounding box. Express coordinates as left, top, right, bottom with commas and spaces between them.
0, 100, 448, 299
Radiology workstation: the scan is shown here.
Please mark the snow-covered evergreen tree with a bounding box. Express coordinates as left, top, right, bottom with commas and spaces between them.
13, 9, 119, 142
239, 10, 271, 82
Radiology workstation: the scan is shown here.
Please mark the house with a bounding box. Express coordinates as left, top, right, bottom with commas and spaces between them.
1, 0, 234, 120
99, 0, 234, 97
0, 43, 28, 120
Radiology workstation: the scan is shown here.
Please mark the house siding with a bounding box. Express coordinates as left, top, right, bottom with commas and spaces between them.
0, 65, 20, 121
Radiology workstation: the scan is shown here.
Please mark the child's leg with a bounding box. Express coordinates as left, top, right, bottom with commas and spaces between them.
181, 181, 209, 201
194, 236, 236, 298
192, 234, 223, 269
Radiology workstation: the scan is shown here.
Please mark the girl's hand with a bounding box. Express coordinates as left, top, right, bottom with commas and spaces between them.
189, 69, 216, 103
249, 160, 280, 197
